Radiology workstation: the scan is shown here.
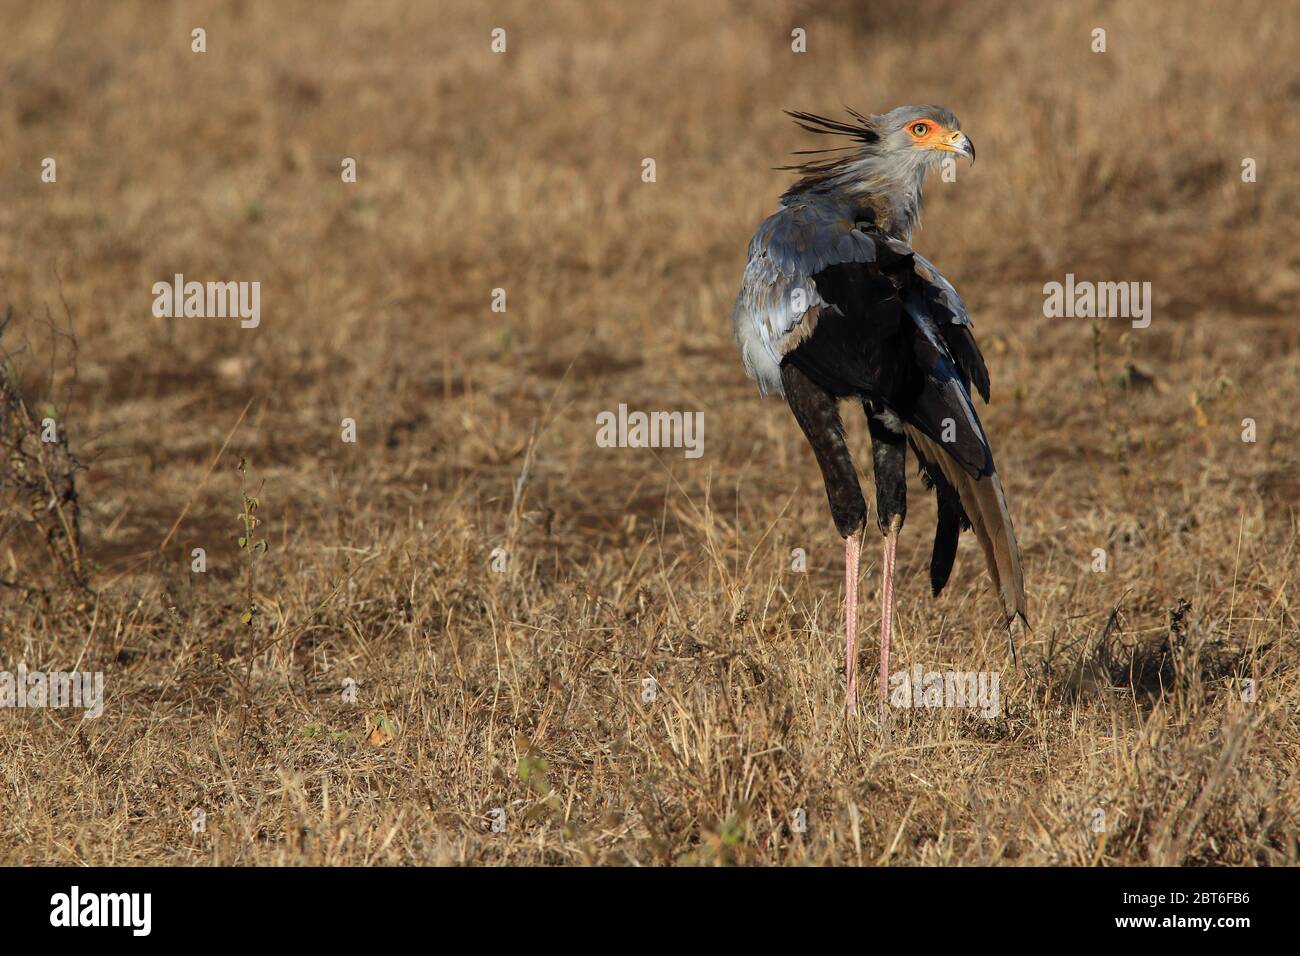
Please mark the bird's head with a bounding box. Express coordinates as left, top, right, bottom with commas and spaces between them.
779, 104, 974, 238
875, 105, 974, 166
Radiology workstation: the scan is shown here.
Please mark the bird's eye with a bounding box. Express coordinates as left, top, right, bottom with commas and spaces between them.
911, 123, 929, 136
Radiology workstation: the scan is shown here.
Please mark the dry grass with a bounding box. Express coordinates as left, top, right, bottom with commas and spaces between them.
0, 0, 1297, 865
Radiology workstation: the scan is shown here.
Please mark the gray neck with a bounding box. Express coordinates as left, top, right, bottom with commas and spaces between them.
785, 151, 929, 242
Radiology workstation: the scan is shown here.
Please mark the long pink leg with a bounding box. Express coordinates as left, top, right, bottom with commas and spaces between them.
844, 534, 860, 716
879, 524, 898, 713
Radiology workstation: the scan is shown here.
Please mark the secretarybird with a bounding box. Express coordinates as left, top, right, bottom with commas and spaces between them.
731, 105, 1027, 716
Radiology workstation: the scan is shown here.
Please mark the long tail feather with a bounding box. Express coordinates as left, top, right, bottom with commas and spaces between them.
929, 484, 963, 596
906, 427, 1027, 626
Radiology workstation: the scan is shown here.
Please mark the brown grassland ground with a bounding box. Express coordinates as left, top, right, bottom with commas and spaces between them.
0, 0, 1297, 865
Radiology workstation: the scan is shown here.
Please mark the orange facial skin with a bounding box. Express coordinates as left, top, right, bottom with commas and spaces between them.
905, 121, 973, 157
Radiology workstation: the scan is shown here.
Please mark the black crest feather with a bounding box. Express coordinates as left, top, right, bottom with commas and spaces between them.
782, 109, 878, 142
774, 109, 879, 178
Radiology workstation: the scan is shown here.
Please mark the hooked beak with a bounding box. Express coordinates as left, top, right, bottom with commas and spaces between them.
937, 130, 975, 163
